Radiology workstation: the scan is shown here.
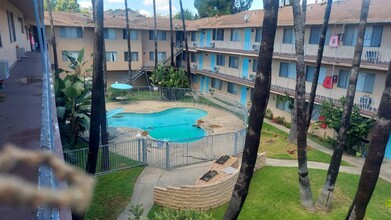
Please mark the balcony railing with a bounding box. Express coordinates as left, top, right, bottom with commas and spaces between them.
182, 62, 378, 116
188, 39, 391, 66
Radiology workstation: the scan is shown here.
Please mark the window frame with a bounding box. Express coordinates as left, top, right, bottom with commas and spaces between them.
230, 29, 240, 42
227, 82, 238, 95
60, 26, 83, 38
279, 62, 296, 79
356, 72, 375, 93
123, 29, 138, 40
228, 56, 239, 69
255, 28, 262, 42
7, 10, 16, 43
191, 31, 196, 41
124, 51, 139, 61
282, 27, 295, 44
337, 69, 350, 89
149, 30, 166, 41
105, 51, 118, 62
252, 59, 258, 72
216, 54, 225, 66
211, 78, 223, 90
104, 28, 116, 40
309, 26, 321, 44
213, 29, 224, 41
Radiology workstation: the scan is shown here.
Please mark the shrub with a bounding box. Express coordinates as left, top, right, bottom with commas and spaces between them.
153, 208, 215, 220
265, 109, 274, 120
273, 116, 285, 125
283, 121, 291, 129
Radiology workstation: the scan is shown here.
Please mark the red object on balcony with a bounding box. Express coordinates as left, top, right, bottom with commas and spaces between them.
318, 116, 327, 129
323, 76, 333, 89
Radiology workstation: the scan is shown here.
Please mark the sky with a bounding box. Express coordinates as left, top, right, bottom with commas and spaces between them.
78, 0, 321, 17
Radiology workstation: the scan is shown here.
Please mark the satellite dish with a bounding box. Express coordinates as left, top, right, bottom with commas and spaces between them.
243, 14, 250, 22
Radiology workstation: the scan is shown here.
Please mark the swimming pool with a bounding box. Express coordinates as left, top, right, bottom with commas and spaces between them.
108, 107, 207, 142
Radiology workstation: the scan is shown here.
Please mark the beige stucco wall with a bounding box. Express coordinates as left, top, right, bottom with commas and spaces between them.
0, 0, 30, 69
141, 30, 175, 68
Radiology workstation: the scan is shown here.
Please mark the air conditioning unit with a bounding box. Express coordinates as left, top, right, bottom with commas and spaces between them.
252, 44, 260, 52
192, 42, 198, 47
16, 47, 25, 59
0, 60, 10, 80
192, 64, 198, 69
210, 42, 215, 48
365, 51, 379, 63
249, 74, 255, 81
214, 67, 220, 73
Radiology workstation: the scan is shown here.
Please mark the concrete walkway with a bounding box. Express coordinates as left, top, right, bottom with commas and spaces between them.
117, 117, 391, 219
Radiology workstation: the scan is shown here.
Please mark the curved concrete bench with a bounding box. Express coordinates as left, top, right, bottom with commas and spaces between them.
154, 153, 266, 210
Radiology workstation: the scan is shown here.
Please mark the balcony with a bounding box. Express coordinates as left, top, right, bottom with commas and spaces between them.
188, 40, 391, 70
185, 63, 377, 117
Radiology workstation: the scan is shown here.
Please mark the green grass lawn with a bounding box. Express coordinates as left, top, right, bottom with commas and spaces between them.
205, 167, 391, 220
261, 123, 350, 166
85, 167, 144, 220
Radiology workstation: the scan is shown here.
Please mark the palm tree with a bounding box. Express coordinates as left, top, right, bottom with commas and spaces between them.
346, 61, 391, 220
124, 0, 132, 85
316, 0, 370, 211
292, 0, 315, 210
153, 0, 158, 70
169, 0, 174, 67
222, 0, 279, 219
46, 0, 59, 71
86, 0, 105, 175
179, 0, 191, 82
306, 0, 333, 128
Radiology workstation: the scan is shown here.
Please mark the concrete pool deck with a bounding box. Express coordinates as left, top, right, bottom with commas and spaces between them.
106, 100, 246, 142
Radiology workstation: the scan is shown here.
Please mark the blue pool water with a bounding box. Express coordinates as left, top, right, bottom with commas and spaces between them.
108, 107, 207, 142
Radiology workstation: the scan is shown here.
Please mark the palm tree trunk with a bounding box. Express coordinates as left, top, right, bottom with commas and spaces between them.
169, 0, 174, 67
47, 0, 58, 71
222, 0, 279, 219
288, 0, 306, 143
292, 0, 314, 210
179, 0, 191, 82
86, 0, 105, 175
316, 0, 370, 211
306, 0, 332, 129
346, 61, 391, 220
125, 0, 132, 85
153, 0, 158, 70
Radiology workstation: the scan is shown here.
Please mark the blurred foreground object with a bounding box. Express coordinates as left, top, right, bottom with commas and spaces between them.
0, 144, 95, 214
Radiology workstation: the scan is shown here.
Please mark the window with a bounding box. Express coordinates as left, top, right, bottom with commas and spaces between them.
61, 51, 81, 62
344, 25, 383, 47
213, 29, 224, 41
252, 59, 258, 72
276, 95, 292, 112
344, 26, 357, 46
364, 26, 383, 47
191, 53, 196, 62
228, 56, 239, 68
310, 104, 321, 121
191, 32, 196, 41
149, 30, 166, 40
279, 62, 296, 79
357, 73, 375, 93
149, 52, 166, 61
0, 31, 2, 47
18, 17, 24, 33
255, 28, 262, 42
7, 11, 16, 42
282, 27, 295, 44
104, 28, 116, 39
337, 69, 350, 89
230, 29, 240, 42
106, 52, 118, 62
124, 52, 139, 61
122, 29, 138, 40
216, 54, 225, 66
227, 82, 237, 94
211, 78, 222, 90
305, 66, 327, 83
309, 27, 321, 44
60, 27, 83, 38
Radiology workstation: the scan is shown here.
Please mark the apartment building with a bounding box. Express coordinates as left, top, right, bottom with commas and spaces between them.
44, 0, 391, 159
0, 0, 32, 73
45, 11, 184, 85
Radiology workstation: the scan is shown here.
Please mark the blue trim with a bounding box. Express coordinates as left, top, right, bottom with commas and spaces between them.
244, 28, 251, 50
242, 58, 249, 79
198, 53, 203, 70
206, 30, 212, 47
205, 76, 210, 92
200, 76, 204, 92
210, 54, 216, 71
240, 86, 247, 105
386, 133, 391, 159
200, 31, 204, 47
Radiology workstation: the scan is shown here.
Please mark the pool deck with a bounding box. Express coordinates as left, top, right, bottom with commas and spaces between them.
106, 100, 245, 142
